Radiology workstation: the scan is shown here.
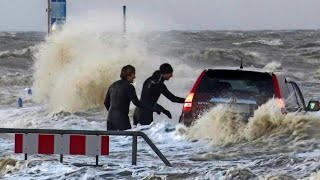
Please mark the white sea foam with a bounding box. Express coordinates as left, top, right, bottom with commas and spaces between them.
187, 99, 320, 146
233, 39, 283, 46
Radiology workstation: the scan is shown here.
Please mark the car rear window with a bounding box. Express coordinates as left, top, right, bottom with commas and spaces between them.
197, 70, 275, 104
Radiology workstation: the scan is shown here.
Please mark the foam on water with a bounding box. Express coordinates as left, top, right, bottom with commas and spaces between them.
232, 39, 283, 46
0, 106, 105, 131
187, 99, 320, 146
303, 171, 320, 180
2, 28, 320, 178
0, 85, 215, 179
0, 47, 33, 59
0, 73, 32, 87
263, 61, 282, 72
1, 104, 320, 179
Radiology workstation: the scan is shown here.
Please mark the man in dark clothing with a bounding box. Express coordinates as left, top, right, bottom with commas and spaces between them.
104, 65, 159, 131
133, 63, 185, 126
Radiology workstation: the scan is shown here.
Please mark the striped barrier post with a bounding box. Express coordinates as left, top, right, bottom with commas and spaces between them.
14, 133, 109, 166
0, 128, 172, 167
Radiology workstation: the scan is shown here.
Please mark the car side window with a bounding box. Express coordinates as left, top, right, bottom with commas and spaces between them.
285, 81, 305, 110
290, 81, 306, 109
282, 78, 291, 99
285, 83, 298, 108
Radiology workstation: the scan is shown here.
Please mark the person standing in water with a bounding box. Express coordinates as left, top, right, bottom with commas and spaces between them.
104, 65, 160, 130
133, 63, 185, 126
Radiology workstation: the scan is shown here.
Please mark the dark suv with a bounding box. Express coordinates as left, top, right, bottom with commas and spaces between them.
180, 68, 320, 126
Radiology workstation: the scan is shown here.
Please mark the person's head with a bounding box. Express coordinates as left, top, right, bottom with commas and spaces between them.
120, 65, 136, 83
159, 63, 173, 80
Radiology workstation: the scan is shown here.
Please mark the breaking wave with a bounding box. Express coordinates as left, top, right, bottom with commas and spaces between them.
33, 29, 146, 112
224, 167, 256, 180
0, 73, 32, 86
0, 32, 16, 37
0, 158, 26, 176
32, 22, 191, 113
186, 99, 320, 146
232, 39, 283, 46
300, 50, 320, 59
201, 48, 264, 67
263, 61, 282, 72
0, 47, 34, 59
295, 42, 320, 49
303, 171, 320, 180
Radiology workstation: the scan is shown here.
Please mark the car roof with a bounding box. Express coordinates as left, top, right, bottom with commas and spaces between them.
204, 66, 285, 76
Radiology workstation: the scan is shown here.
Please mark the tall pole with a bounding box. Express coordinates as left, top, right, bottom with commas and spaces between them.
123, 6, 126, 33
47, 0, 51, 34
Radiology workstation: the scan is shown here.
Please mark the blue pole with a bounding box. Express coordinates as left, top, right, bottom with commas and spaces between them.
18, 98, 23, 108
27, 88, 32, 95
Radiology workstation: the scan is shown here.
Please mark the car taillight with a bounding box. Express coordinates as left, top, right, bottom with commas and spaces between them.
277, 98, 285, 108
182, 70, 206, 113
183, 93, 194, 112
272, 74, 282, 99
272, 74, 285, 109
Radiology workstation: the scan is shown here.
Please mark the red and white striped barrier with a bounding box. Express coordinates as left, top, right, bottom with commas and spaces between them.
15, 134, 109, 156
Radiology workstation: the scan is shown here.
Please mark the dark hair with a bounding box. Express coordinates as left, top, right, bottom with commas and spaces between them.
120, 65, 135, 79
159, 63, 173, 74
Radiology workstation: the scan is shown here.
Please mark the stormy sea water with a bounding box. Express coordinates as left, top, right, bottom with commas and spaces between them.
1, 28, 320, 180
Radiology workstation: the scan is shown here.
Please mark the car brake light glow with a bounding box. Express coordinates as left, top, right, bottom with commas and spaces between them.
183, 70, 206, 112
184, 103, 192, 107
183, 93, 194, 112
272, 74, 285, 109
277, 98, 285, 108
185, 93, 194, 102
272, 74, 282, 99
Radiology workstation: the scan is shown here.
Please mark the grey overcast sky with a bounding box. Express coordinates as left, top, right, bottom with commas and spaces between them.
0, 0, 319, 31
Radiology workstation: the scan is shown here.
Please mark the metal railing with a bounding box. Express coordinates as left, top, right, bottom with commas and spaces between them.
0, 128, 172, 167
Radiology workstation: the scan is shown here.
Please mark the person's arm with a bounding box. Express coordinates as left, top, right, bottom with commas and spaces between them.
127, 84, 160, 113
127, 84, 141, 107
161, 84, 185, 103
104, 88, 111, 110
155, 103, 172, 119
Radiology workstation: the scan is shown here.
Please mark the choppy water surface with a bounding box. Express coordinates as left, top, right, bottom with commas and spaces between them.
1, 28, 320, 179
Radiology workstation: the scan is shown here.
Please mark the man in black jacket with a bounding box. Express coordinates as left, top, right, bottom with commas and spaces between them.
104, 65, 160, 130
133, 63, 185, 126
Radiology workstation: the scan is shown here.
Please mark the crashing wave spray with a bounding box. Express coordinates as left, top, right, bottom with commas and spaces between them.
0, 158, 27, 175
32, 20, 193, 113
32, 22, 159, 112
187, 99, 320, 146
263, 61, 282, 72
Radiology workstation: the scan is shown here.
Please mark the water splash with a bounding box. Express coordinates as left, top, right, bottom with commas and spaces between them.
32, 24, 153, 112
32, 21, 194, 115
263, 61, 282, 72
303, 171, 320, 180
232, 39, 283, 46
0, 158, 27, 175
187, 99, 320, 146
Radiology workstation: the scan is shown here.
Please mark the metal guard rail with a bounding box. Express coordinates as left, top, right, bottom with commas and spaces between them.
0, 128, 172, 167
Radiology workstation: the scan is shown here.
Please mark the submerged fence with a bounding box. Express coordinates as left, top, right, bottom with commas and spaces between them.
0, 128, 172, 167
